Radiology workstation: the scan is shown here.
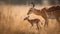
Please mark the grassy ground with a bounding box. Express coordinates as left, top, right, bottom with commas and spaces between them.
0, 4, 60, 34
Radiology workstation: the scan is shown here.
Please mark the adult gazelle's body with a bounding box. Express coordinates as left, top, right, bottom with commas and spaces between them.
47, 6, 60, 22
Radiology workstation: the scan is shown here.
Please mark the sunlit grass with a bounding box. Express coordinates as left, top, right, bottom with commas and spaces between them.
0, 4, 60, 34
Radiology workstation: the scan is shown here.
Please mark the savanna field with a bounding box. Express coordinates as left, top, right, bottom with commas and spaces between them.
0, 4, 60, 34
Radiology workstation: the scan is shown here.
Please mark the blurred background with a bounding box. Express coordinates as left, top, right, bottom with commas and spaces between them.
0, 0, 60, 34
0, 0, 60, 5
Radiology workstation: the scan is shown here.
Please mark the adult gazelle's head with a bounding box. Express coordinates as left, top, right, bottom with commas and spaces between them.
27, 8, 33, 15
27, 8, 42, 15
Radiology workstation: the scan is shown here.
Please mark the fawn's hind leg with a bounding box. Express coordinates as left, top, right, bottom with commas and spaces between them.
30, 23, 34, 29
36, 23, 39, 30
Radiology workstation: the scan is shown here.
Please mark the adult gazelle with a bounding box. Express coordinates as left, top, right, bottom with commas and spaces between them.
27, 6, 60, 28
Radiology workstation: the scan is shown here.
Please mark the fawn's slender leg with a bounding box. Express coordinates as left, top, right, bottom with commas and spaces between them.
36, 23, 39, 30
30, 23, 34, 29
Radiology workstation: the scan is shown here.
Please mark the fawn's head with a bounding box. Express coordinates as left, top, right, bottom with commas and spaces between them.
24, 16, 29, 20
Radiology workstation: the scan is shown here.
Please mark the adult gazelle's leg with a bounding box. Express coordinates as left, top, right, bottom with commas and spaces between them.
41, 14, 49, 30
42, 15, 49, 28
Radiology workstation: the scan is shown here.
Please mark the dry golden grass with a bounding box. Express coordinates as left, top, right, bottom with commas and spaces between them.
0, 4, 60, 34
